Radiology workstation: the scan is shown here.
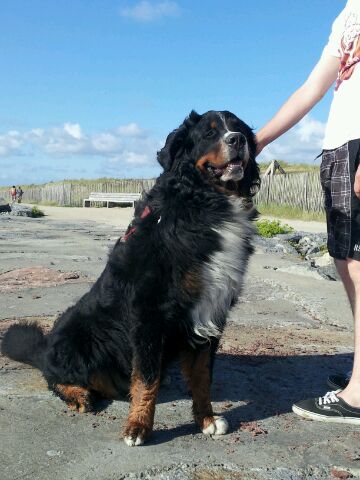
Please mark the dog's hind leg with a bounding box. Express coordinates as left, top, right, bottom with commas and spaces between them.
53, 384, 93, 413
181, 349, 228, 436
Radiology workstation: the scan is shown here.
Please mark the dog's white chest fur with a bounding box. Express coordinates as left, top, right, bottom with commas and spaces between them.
191, 199, 254, 340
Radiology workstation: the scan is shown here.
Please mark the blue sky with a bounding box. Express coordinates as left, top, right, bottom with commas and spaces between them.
0, 0, 344, 185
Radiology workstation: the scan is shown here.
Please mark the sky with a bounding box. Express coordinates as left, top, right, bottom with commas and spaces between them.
0, 0, 345, 185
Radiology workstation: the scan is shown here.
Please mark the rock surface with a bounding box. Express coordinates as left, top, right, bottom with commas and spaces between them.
0, 196, 11, 213
0, 214, 357, 480
0, 203, 34, 217
255, 232, 339, 281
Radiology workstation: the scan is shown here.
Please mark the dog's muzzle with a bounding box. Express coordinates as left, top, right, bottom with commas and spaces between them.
218, 160, 245, 182
214, 132, 247, 182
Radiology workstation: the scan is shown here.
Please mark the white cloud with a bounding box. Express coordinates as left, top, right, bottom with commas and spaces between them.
28, 125, 86, 155
116, 122, 147, 137
259, 115, 326, 164
121, 151, 149, 164
0, 115, 327, 173
0, 130, 23, 156
0, 121, 162, 178
64, 123, 82, 140
30, 128, 45, 138
91, 133, 121, 153
119, 1, 181, 22
0, 120, 165, 184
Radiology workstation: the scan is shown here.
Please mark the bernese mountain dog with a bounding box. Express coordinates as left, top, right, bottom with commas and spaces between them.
1, 110, 260, 446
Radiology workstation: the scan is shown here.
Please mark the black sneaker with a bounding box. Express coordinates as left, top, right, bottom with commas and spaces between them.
327, 371, 352, 390
292, 391, 360, 425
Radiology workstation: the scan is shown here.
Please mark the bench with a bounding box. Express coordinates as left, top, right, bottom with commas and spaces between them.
83, 192, 142, 208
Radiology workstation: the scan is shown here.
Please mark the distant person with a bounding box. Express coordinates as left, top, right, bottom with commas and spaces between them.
16, 186, 23, 203
256, 0, 360, 423
9, 186, 16, 204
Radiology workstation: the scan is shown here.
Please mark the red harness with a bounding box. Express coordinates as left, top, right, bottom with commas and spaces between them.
122, 205, 152, 242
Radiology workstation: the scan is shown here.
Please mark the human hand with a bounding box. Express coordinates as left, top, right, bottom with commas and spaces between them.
354, 166, 360, 199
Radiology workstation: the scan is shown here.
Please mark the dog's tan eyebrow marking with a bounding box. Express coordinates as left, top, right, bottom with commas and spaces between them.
210, 121, 217, 129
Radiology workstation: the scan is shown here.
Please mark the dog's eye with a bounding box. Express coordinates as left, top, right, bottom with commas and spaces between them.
205, 129, 216, 138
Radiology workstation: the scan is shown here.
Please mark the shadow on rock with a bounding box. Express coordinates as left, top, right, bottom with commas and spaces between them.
213, 351, 352, 423
150, 351, 353, 443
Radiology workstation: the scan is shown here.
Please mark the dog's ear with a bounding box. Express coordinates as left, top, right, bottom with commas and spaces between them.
157, 110, 201, 171
157, 127, 187, 172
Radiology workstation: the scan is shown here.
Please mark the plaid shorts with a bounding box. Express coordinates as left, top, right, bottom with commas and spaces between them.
320, 139, 360, 260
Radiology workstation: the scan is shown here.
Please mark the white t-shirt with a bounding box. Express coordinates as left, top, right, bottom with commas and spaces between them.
322, 0, 360, 149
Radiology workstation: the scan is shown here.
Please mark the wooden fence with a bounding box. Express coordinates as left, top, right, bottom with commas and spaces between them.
0, 179, 156, 207
255, 171, 324, 212
0, 172, 324, 212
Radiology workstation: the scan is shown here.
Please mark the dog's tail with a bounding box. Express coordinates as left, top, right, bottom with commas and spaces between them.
1, 322, 47, 369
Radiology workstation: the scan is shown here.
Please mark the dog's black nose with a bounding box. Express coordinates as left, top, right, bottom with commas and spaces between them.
225, 133, 246, 148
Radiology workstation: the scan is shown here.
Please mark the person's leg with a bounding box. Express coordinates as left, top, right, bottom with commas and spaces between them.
335, 258, 360, 407
334, 259, 355, 313
292, 142, 360, 422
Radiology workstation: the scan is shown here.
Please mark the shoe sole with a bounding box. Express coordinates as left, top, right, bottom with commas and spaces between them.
292, 405, 360, 425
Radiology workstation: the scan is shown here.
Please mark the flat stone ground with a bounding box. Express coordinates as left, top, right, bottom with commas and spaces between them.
0, 207, 359, 480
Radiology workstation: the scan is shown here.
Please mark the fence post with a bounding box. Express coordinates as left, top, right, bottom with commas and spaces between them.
266, 175, 271, 204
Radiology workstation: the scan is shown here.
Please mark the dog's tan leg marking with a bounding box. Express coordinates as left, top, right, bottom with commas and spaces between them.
54, 384, 92, 413
181, 350, 228, 436
123, 370, 160, 447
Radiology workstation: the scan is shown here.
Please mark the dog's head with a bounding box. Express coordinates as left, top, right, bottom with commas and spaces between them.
158, 110, 260, 197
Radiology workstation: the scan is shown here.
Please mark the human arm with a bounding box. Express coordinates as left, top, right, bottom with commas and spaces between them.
256, 53, 340, 155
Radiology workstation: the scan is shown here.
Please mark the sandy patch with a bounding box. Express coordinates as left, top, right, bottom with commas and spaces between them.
23, 204, 327, 233
0, 267, 86, 293
29, 204, 134, 228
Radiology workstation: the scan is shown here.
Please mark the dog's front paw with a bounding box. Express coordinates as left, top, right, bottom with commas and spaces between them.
202, 416, 229, 436
123, 423, 151, 447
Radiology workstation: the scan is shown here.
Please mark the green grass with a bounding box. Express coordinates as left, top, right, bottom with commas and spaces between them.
256, 219, 294, 238
319, 243, 328, 253
256, 202, 326, 222
259, 160, 320, 174
30, 206, 45, 218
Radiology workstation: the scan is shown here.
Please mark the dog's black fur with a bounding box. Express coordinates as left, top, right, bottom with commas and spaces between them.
2, 110, 260, 444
